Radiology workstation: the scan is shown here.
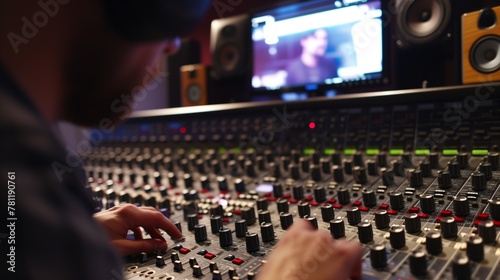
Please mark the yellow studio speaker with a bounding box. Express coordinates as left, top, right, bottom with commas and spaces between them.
180, 64, 208, 107
462, 6, 500, 84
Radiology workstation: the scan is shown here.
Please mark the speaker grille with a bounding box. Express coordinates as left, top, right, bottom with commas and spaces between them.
470, 35, 500, 74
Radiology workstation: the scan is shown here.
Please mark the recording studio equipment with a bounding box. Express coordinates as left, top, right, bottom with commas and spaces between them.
462, 6, 500, 84
101, 0, 211, 42
210, 14, 250, 80
167, 39, 201, 108
86, 83, 500, 279
181, 64, 209, 107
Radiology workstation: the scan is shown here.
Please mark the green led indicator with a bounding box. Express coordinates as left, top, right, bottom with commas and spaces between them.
232, 148, 241, 154
472, 149, 489, 156
304, 148, 315, 156
389, 149, 404, 156
442, 149, 458, 156
415, 149, 430, 156
218, 147, 227, 154
366, 148, 380, 156
344, 148, 357, 156
324, 148, 336, 155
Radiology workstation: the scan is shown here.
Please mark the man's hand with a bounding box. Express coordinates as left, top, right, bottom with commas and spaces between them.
258, 219, 363, 280
93, 204, 182, 256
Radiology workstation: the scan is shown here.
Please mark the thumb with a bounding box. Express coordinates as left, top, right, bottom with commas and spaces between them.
112, 238, 168, 256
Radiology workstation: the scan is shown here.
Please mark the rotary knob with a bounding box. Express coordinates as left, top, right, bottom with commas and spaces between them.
362, 189, 377, 207
347, 207, 361, 225
374, 209, 390, 229
332, 165, 344, 183
419, 161, 432, 177
343, 159, 353, 175
311, 165, 322, 181
235, 219, 247, 237
258, 210, 272, 224
381, 168, 394, 185
241, 207, 256, 226
256, 197, 268, 211
331, 152, 342, 165
437, 170, 452, 189
479, 162, 493, 180
337, 187, 351, 204
330, 218, 345, 239
457, 152, 469, 168
321, 203, 335, 222
280, 212, 294, 230
289, 164, 300, 180
370, 244, 387, 268
194, 224, 207, 243
404, 213, 421, 234
353, 151, 364, 167
488, 152, 499, 170
314, 186, 327, 202
260, 222, 275, 243
392, 160, 405, 177
353, 166, 368, 184
321, 158, 331, 174
377, 152, 388, 167
419, 193, 435, 214
210, 215, 223, 234
245, 233, 260, 253
471, 171, 487, 191
429, 152, 440, 169
440, 216, 458, 239
357, 222, 373, 243
452, 254, 471, 280
425, 231, 442, 255
235, 178, 246, 193
273, 183, 284, 198
292, 185, 305, 200
409, 249, 427, 277
187, 213, 199, 231
276, 198, 289, 213
389, 225, 405, 249
209, 204, 224, 217
477, 220, 497, 244
367, 160, 379, 176
408, 169, 423, 188
306, 216, 319, 230
453, 196, 470, 217
298, 201, 311, 218
448, 161, 461, 178
466, 235, 484, 262
389, 191, 404, 210
489, 197, 500, 220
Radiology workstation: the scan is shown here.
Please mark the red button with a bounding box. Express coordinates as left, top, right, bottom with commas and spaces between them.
288, 199, 298, 204
179, 248, 190, 254
175, 191, 181, 196
283, 194, 291, 199
220, 191, 227, 195
305, 196, 313, 202
474, 219, 481, 226
379, 204, 389, 209
387, 210, 397, 215
332, 204, 343, 209
454, 217, 464, 223
207, 195, 214, 199
309, 201, 319, 206
233, 209, 241, 216
353, 201, 362, 206
359, 207, 369, 212
232, 258, 244, 265
223, 217, 229, 223
494, 221, 500, 227
198, 214, 203, 219
441, 210, 452, 216
477, 213, 489, 220
266, 197, 277, 202
409, 207, 420, 213
436, 216, 442, 223
201, 189, 208, 193
264, 193, 272, 197
204, 253, 216, 260
417, 213, 428, 219
328, 198, 337, 204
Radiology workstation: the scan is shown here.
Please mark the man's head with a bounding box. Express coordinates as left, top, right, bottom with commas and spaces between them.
300, 28, 329, 57
0, 0, 210, 126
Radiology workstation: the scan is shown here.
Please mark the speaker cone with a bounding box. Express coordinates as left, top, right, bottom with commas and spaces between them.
217, 44, 240, 72
397, 0, 451, 45
470, 36, 500, 74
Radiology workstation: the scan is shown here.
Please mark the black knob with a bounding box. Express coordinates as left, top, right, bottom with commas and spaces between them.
235, 219, 247, 237
245, 161, 256, 177
246, 232, 260, 252
209, 204, 224, 217
273, 183, 284, 198
314, 186, 327, 202
174, 221, 182, 234
367, 160, 379, 176
174, 260, 184, 272
437, 170, 452, 189
201, 176, 211, 191
333, 165, 344, 183
409, 249, 427, 276
311, 165, 322, 181
276, 198, 289, 213
392, 160, 405, 177
374, 210, 390, 229
210, 215, 223, 234
330, 218, 345, 239
256, 156, 266, 171
429, 152, 440, 169
212, 270, 222, 280
362, 189, 377, 207
419, 161, 432, 177
377, 152, 388, 167
452, 254, 471, 280
389, 225, 405, 249
405, 213, 421, 234
170, 252, 180, 264
477, 220, 497, 244
441, 216, 458, 239
241, 207, 256, 226
402, 152, 413, 168
353, 151, 364, 167
219, 227, 233, 247
347, 207, 361, 225
321, 203, 335, 222
337, 187, 351, 204
300, 157, 310, 173
357, 222, 373, 243
466, 235, 484, 262
425, 231, 442, 255
282, 156, 291, 171
257, 198, 268, 211
192, 264, 202, 278
389, 191, 404, 210
194, 224, 207, 243
490, 198, 500, 220
331, 152, 342, 165
453, 196, 470, 217
269, 162, 281, 179
321, 158, 332, 174
370, 244, 387, 268
479, 162, 493, 180
228, 267, 238, 279
280, 212, 294, 230
419, 193, 435, 214
187, 213, 199, 231
235, 178, 246, 193
343, 159, 353, 175
449, 161, 461, 178
298, 201, 311, 218
293, 185, 305, 200
156, 255, 165, 267
488, 152, 499, 170
217, 176, 228, 192
183, 173, 193, 188
290, 164, 300, 180
305, 216, 319, 229
408, 169, 423, 188
258, 210, 272, 224
381, 168, 394, 186
260, 223, 274, 242
353, 166, 367, 184
457, 152, 469, 168
472, 171, 487, 191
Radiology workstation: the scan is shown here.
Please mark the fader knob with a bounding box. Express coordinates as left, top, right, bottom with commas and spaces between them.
192, 265, 202, 278
357, 222, 373, 243
234, 178, 246, 193
488, 152, 499, 170
409, 249, 427, 276
290, 164, 300, 180
235, 219, 247, 237
305, 216, 318, 230
257, 198, 268, 211
321, 203, 335, 222
477, 220, 497, 244
314, 186, 327, 202
392, 160, 405, 177
449, 161, 461, 178
489, 198, 500, 220
374, 210, 390, 229
408, 169, 423, 188
389, 191, 404, 210
332, 165, 344, 183
453, 196, 470, 217
174, 260, 184, 272
389, 225, 405, 249
210, 215, 223, 234
367, 160, 379, 176
321, 158, 331, 174
452, 254, 471, 280
437, 170, 452, 189
479, 162, 493, 180
212, 270, 222, 280
404, 213, 421, 234
353, 166, 367, 184
381, 168, 394, 186
246, 233, 260, 252
194, 224, 207, 243
457, 152, 469, 168
337, 187, 351, 204
471, 171, 486, 191
419, 193, 435, 214
209, 204, 224, 217
343, 159, 353, 175
362, 189, 377, 207
330, 218, 345, 239
280, 212, 294, 230
311, 165, 322, 181
258, 210, 272, 224
425, 231, 442, 255
276, 198, 289, 213
273, 183, 284, 198
298, 201, 311, 218
466, 235, 484, 262
241, 207, 257, 226
370, 244, 387, 268
440, 216, 458, 239
419, 161, 431, 177
377, 152, 388, 167
187, 214, 199, 231
219, 227, 233, 247
353, 151, 364, 167
292, 185, 305, 200
347, 207, 361, 225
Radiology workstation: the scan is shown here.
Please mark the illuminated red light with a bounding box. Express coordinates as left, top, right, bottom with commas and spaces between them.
308, 122, 316, 129
180, 127, 187, 134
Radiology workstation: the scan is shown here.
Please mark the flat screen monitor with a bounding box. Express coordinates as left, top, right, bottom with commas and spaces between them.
250, 0, 389, 97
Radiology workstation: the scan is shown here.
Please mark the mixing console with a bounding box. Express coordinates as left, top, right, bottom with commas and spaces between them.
85, 84, 500, 279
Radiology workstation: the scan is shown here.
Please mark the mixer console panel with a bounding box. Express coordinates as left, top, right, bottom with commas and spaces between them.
85, 85, 500, 279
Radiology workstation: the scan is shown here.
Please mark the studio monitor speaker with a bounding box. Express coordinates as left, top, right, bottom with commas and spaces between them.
167, 39, 200, 107
210, 14, 250, 80
462, 6, 500, 84
181, 64, 208, 107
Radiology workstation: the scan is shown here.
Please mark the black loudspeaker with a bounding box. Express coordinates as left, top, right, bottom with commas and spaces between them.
462, 6, 500, 84
210, 14, 250, 80
167, 39, 200, 107
393, 0, 488, 89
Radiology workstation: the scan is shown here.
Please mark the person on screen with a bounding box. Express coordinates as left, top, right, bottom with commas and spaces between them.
286, 28, 338, 86
0, 1, 361, 279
